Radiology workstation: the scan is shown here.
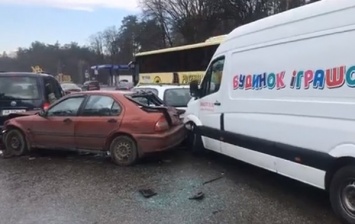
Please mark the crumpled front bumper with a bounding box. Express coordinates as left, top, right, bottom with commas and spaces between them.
0, 128, 6, 150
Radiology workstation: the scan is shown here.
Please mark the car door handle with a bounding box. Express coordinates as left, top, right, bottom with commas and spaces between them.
214, 101, 221, 106
63, 118, 72, 123
107, 119, 117, 123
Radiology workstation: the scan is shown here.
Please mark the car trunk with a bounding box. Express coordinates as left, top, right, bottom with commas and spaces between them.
125, 92, 181, 127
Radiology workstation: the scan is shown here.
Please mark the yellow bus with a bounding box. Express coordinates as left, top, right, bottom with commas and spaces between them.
132, 35, 226, 85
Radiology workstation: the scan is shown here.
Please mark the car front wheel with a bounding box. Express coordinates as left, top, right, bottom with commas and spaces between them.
189, 124, 205, 155
4, 129, 28, 156
330, 165, 355, 224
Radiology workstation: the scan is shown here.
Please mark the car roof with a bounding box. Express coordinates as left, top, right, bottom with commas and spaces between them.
0, 72, 54, 77
71, 90, 134, 96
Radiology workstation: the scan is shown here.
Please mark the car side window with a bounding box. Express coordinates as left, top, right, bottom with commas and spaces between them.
50, 78, 64, 98
82, 95, 122, 116
47, 96, 85, 117
200, 57, 225, 97
44, 77, 62, 104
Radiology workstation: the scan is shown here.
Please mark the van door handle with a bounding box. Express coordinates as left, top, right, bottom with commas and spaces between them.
214, 101, 221, 106
63, 118, 72, 123
107, 119, 117, 123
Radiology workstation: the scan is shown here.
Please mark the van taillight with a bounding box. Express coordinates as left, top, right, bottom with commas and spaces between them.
43, 102, 50, 110
155, 116, 169, 132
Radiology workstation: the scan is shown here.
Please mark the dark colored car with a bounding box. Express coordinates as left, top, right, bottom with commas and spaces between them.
2, 90, 186, 166
61, 83, 82, 94
0, 72, 65, 129
82, 81, 100, 91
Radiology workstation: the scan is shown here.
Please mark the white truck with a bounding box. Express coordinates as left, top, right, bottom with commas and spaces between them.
183, 1, 355, 223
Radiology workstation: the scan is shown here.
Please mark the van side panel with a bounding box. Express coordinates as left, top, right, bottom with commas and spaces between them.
217, 9, 355, 189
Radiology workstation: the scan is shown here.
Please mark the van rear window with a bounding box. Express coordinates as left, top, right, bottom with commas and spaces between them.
0, 76, 40, 100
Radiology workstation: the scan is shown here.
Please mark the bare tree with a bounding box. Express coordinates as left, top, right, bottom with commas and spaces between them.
140, 0, 173, 47
102, 26, 120, 63
141, 0, 224, 44
88, 32, 104, 60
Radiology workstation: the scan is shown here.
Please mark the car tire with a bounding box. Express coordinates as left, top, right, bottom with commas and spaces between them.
329, 165, 355, 224
190, 124, 205, 155
4, 129, 28, 156
109, 135, 138, 166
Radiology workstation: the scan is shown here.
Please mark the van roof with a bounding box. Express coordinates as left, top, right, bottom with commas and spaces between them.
221, 0, 354, 47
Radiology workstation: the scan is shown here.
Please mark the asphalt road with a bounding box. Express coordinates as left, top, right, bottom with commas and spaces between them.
0, 148, 340, 224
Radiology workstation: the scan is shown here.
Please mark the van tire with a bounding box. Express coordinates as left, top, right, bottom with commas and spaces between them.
329, 165, 355, 224
4, 129, 28, 156
190, 124, 205, 155
109, 135, 138, 166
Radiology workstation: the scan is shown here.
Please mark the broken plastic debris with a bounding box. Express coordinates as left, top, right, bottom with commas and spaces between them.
203, 173, 225, 185
213, 209, 222, 215
189, 191, 204, 200
139, 189, 157, 198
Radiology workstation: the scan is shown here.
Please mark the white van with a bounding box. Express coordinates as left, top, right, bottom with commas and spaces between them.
183, 1, 355, 223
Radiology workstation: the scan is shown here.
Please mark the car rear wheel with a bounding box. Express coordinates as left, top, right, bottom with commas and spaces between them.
330, 165, 355, 224
109, 136, 138, 166
4, 129, 28, 156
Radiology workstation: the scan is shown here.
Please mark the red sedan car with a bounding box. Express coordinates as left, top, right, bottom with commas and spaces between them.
1, 91, 186, 166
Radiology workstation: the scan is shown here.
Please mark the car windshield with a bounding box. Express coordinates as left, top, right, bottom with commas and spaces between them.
0, 76, 40, 100
61, 83, 79, 90
163, 88, 191, 107
132, 87, 158, 96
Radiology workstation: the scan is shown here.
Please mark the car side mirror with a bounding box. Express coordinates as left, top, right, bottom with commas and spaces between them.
38, 109, 47, 117
190, 80, 200, 97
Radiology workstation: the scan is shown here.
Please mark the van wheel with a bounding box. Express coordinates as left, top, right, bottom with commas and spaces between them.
4, 129, 28, 156
190, 124, 205, 155
109, 136, 138, 166
330, 165, 355, 224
